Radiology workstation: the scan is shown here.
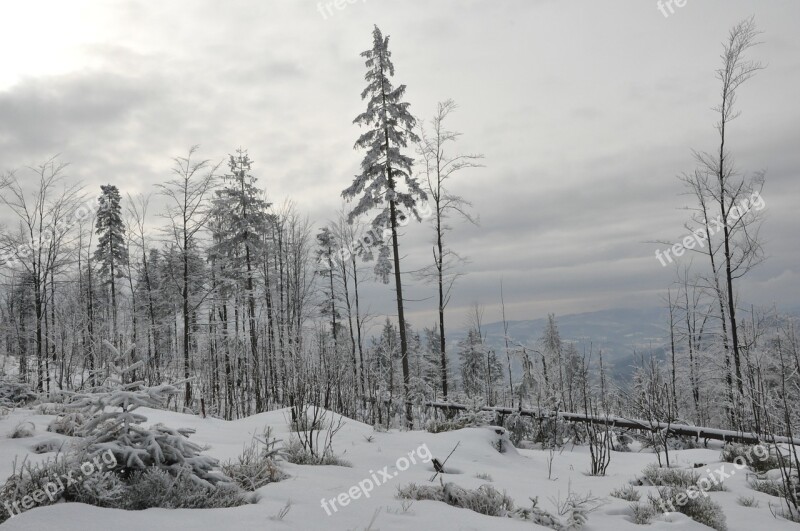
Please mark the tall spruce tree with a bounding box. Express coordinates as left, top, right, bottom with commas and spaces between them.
210, 149, 271, 411
343, 25, 425, 426
94, 185, 128, 349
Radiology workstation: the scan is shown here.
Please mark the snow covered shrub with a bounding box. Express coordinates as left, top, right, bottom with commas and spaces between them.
66, 470, 127, 507
503, 412, 530, 446
425, 417, 467, 433
649, 487, 727, 531
9, 421, 35, 438
638, 464, 724, 491
721, 443, 779, 473
610, 431, 633, 452
398, 482, 592, 530
0, 378, 38, 407
0, 454, 72, 524
737, 495, 759, 507
444, 483, 515, 517
610, 484, 640, 502
124, 468, 251, 510
222, 427, 287, 490
532, 417, 570, 448
36, 402, 68, 415
629, 503, 656, 524
397, 482, 513, 517
475, 472, 493, 481
64, 377, 228, 486
748, 477, 787, 497
287, 405, 349, 466
47, 411, 87, 436
491, 426, 516, 454
283, 435, 351, 467
31, 437, 64, 454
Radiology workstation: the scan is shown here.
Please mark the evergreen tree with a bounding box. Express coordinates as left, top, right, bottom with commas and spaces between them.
342, 25, 425, 426
458, 327, 502, 401
94, 185, 128, 348
210, 149, 272, 410
315, 227, 341, 351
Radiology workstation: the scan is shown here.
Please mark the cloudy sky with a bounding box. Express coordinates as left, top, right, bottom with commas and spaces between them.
1, 0, 798, 329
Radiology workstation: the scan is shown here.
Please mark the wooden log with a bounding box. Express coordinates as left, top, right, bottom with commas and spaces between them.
424, 401, 800, 446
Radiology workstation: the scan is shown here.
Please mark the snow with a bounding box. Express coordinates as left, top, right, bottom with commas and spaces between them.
0, 407, 795, 530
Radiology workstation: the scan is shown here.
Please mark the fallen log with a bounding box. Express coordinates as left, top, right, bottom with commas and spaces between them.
424, 401, 800, 446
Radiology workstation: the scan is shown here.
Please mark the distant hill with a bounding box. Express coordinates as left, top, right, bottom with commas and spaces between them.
448, 307, 669, 382
449, 305, 800, 382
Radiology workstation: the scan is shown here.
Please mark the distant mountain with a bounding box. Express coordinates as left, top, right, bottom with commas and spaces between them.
449, 307, 671, 381
449, 304, 799, 382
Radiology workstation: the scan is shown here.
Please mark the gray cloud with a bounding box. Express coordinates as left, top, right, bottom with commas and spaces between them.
0, 0, 798, 329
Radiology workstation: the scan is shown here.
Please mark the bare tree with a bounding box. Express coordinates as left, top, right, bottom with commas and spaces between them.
417, 99, 483, 400
677, 18, 765, 428
0, 159, 83, 392
156, 146, 219, 408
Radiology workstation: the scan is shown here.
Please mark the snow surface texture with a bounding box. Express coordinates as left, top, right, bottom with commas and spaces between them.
0, 406, 794, 530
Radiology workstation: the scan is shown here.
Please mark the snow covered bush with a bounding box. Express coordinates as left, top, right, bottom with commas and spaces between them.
649, 487, 727, 531
64, 381, 227, 485
286, 405, 349, 466
283, 435, 351, 467
425, 417, 468, 433
47, 411, 87, 436
629, 502, 656, 524
398, 482, 513, 517
638, 464, 724, 491
721, 443, 779, 473
610, 484, 640, 502
503, 412, 530, 445
748, 477, 787, 497
0, 378, 38, 407
31, 437, 64, 454
397, 482, 594, 530
221, 427, 287, 490
124, 468, 250, 510
9, 421, 35, 438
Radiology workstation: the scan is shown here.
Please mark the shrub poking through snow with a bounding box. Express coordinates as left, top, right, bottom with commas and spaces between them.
283, 436, 351, 467
748, 478, 787, 498
285, 405, 349, 466
425, 417, 467, 434
0, 378, 38, 408
47, 412, 87, 436
737, 495, 759, 507
638, 463, 724, 491
629, 502, 656, 524
221, 426, 287, 490
721, 443, 778, 473
124, 468, 250, 510
610, 484, 640, 502
503, 412, 529, 445
649, 487, 727, 531
9, 421, 35, 439
397, 482, 596, 530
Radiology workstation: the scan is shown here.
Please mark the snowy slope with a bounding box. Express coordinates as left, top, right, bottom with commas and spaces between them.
0, 407, 794, 530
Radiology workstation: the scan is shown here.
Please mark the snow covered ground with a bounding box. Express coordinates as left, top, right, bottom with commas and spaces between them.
0, 406, 795, 530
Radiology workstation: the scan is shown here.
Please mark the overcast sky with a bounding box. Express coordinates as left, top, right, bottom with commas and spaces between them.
0, 0, 798, 329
